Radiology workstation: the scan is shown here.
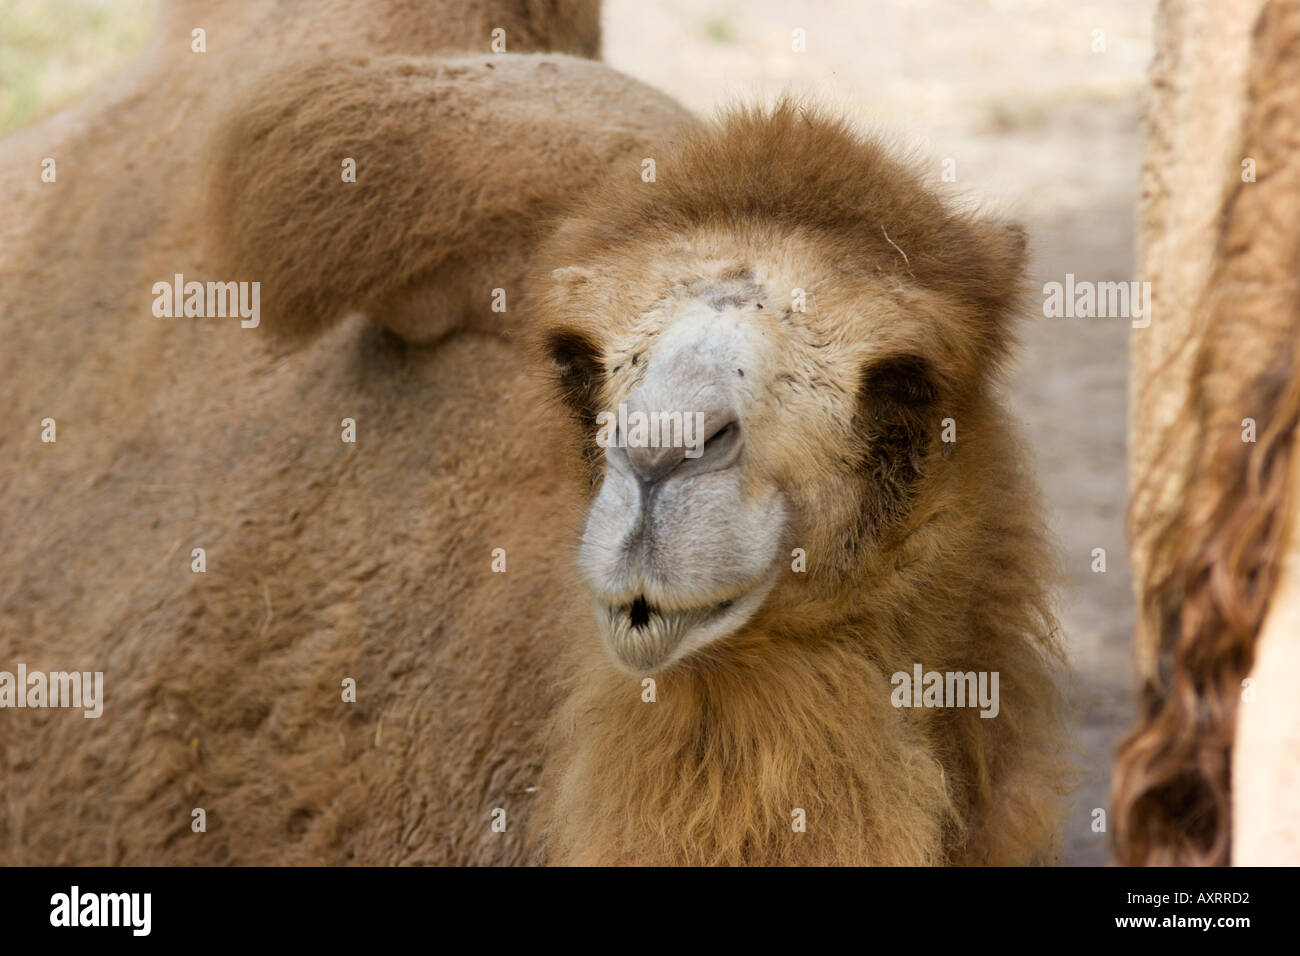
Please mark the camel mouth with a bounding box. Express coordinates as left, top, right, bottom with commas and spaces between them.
599, 588, 758, 674
623, 594, 735, 631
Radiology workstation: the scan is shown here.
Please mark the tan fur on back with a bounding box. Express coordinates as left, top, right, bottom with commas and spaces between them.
0, 1, 654, 867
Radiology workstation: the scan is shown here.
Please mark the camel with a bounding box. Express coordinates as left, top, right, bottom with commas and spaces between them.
0, 0, 1071, 864
1116, 0, 1300, 865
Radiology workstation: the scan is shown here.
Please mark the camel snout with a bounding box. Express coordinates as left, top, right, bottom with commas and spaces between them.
621, 387, 742, 486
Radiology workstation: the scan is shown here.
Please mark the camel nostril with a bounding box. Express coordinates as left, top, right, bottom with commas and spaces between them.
703, 420, 738, 450
695, 417, 741, 468
618, 385, 743, 483
625, 439, 688, 485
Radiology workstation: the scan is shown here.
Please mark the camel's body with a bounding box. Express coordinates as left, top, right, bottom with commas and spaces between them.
2, 0, 1068, 864
0, 0, 631, 866
1120, 0, 1300, 864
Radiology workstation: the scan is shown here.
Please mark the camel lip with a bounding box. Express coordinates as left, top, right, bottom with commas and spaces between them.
614, 593, 739, 631
595, 585, 762, 675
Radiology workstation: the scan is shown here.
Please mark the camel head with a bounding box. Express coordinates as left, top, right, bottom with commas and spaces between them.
536, 103, 1029, 675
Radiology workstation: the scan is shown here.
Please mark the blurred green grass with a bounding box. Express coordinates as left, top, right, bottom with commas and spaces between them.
0, 0, 155, 136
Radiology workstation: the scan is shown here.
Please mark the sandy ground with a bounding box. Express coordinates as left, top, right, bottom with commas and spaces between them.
603, 0, 1153, 865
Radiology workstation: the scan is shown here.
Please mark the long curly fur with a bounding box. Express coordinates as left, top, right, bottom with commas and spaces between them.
1114, 0, 1300, 866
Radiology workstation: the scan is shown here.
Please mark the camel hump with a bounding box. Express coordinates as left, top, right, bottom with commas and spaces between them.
201, 53, 693, 346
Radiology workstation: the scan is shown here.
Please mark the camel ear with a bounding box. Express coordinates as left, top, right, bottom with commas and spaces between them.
971, 220, 1029, 299
997, 222, 1029, 276
911, 216, 1028, 372
940, 217, 1030, 333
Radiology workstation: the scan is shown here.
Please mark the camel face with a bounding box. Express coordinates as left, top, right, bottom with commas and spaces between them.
538, 102, 1034, 676
548, 221, 964, 674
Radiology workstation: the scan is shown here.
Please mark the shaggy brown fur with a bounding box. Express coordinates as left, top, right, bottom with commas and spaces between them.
529, 103, 1071, 864
1, 2, 1070, 865
1115, 0, 1300, 866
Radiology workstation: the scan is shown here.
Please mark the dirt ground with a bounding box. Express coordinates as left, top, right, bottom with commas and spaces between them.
602, 0, 1153, 865
8, 0, 1151, 865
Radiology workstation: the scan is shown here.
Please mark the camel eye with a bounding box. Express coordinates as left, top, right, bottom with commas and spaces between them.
546, 329, 604, 416
852, 354, 940, 528
859, 355, 937, 408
